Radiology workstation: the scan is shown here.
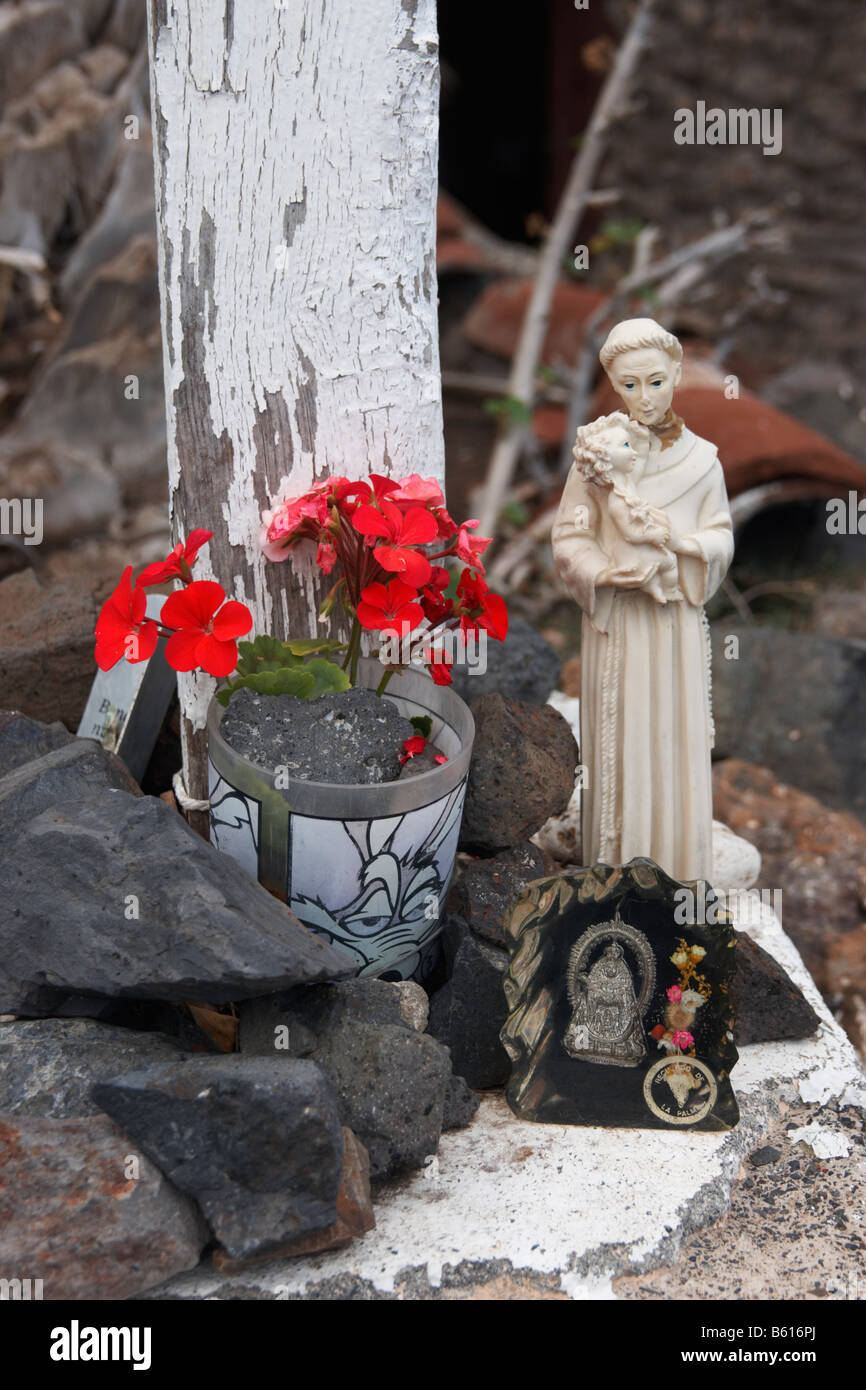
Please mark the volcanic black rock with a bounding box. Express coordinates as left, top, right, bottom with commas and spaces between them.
0, 792, 354, 1014
460, 694, 578, 853
732, 931, 820, 1045
239, 978, 453, 1180
450, 616, 562, 707
427, 914, 512, 1090
0, 1018, 185, 1118
92, 1056, 344, 1260
449, 841, 547, 947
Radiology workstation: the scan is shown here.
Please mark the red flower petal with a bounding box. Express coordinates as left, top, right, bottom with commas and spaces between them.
356, 601, 387, 631
162, 580, 225, 631
123, 620, 159, 664
195, 634, 240, 678
359, 581, 389, 609
351, 504, 393, 540
137, 557, 181, 586
478, 592, 509, 641
383, 578, 421, 609
428, 657, 453, 687
369, 473, 400, 500
397, 506, 438, 546
211, 600, 254, 641
164, 628, 205, 671
183, 529, 214, 562
373, 545, 432, 587
94, 631, 129, 671
385, 601, 424, 635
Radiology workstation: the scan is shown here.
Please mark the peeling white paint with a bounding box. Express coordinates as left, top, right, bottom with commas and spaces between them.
788, 1123, 851, 1160
147, 0, 444, 733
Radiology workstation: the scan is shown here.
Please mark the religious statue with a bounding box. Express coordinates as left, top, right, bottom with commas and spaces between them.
563, 915, 655, 1066
552, 319, 733, 882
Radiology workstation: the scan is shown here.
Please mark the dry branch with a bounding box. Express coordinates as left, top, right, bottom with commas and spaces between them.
475, 0, 658, 540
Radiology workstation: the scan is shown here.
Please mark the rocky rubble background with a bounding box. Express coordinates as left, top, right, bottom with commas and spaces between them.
0, 0, 170, 730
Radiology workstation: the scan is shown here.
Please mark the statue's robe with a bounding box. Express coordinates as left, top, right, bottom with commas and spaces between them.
553, 426, 733, 881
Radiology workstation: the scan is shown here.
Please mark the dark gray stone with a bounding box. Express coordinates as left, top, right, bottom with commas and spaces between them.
732, 931, 820, 1046
712, 624, 866, 822
0, 1018, 185, 1118
460, 694, 578, 853
0, 792, 354, 1015
443, 1073, 481, 1130
428, 914, 512, 1090
221, 685, 415, 785
450, 616, 562, 707
0, 738, 141, 833
92, 1056, 344, 1261
749, 1145, 782, 1168
239, 979, 453, 1180
449, 842, 547, 947
0, 709, 76, 776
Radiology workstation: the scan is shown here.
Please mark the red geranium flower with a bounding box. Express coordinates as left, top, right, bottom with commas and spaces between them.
456, 569, 509, 642
455, 519, 491, 573
94, 566, 159, 670
356, 579, 424, 636
137, 529, 213, 586
351, 498, 437, 586
161, 580, 253, 678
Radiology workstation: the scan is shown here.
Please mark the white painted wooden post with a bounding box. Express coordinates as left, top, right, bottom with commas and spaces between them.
146, 0, 444, 830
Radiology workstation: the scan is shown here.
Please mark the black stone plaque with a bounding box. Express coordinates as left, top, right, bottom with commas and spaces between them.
501, 859, 739, 1132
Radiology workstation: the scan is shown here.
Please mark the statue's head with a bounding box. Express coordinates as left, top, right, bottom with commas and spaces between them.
599, 318, 683, 428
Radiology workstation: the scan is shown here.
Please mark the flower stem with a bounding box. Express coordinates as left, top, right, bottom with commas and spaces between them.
375, 668, 395, 697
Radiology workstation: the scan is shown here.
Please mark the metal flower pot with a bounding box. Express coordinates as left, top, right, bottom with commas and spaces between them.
206, 658, 474, 979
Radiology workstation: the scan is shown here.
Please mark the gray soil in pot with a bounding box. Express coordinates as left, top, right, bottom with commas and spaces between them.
220, 686, 425, 785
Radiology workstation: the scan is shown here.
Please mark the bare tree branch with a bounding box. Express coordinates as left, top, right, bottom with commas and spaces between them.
475, 0, 658, 541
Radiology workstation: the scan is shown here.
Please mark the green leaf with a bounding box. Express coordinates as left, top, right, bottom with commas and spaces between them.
503, 500, 529, 528
234, 633, 347, 681
218, 657, 351, 706
482, 395, 533, 428
219, 666, 315, 704
590, 217, 645, 254
283, 638, 347, 656
410, 714, 433, 740
304, 658, 352, 699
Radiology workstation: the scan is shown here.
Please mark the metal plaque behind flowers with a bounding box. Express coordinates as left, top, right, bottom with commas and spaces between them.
500, 859, 739, 1132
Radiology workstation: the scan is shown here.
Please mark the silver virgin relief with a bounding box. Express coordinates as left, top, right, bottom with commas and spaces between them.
563, 916, 656, 1067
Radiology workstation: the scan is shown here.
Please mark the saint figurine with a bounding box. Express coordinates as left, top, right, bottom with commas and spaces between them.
564, 941, 646, 1066
552, 319, 733, 881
